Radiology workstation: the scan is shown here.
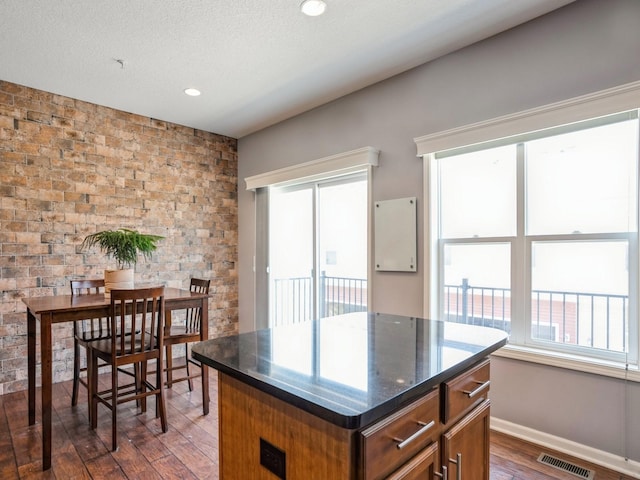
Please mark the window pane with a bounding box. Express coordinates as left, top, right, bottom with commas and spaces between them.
526, 119, 638, 235
318, 179, 368, 317
443, 243, 511, 333
440, 145, 516, 238
269, 187, 314, 325
530, 241, 629, 353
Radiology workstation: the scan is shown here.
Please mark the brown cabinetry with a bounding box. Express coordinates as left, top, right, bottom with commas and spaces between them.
387, 442, 438, 480
360, 387, 440, 479
360, 358, 491, 479
441, 400, 490, 480
440, 359, 491, 479
442, 359, 491, 425
215, 358, 492, 480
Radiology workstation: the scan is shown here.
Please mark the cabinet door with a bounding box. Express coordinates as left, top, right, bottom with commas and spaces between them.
387, 442, 438, 480
441, 400, 490, 480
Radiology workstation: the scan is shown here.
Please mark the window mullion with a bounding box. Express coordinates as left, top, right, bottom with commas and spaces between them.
629, 232, 639, 364
312, 183, 319, 321
512, 142, 527, 344
630, 114, 640, 364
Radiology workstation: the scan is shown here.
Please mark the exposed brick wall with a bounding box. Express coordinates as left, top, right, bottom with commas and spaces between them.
0, 80, 238, 395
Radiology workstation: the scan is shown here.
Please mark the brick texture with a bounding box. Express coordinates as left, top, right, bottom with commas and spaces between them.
0, 80, 238, 395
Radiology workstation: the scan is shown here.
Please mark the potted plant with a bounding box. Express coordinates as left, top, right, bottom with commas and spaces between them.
81, 228, 164, 294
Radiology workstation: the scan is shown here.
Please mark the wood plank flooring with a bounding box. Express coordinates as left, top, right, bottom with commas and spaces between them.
0, 369, 635, 479
490, 431, 636, 480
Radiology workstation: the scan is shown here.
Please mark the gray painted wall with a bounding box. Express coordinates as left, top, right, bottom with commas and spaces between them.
238, 0, 640, 463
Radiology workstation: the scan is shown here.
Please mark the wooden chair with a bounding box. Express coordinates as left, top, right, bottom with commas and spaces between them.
70, 279, 111, 408
89, 286, 167, 451
163, 278, 210, 414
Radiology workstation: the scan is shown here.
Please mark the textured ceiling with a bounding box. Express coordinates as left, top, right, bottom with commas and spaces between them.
0, 0, 574, 138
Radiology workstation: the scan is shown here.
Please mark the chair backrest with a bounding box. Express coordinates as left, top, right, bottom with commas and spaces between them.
190, 278, 210, 295
110, 286, 165, 358
70, 279, 110, 339
186, 278, 210, 333
70, 278, 105, 295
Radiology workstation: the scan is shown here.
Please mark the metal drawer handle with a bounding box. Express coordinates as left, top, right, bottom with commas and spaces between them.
462, 380, 490, 398
393, 420, 435, 450
434, 465, 447, 480
449, 453, 462, 480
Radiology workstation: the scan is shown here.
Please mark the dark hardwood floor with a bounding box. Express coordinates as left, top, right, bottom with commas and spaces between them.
0, 369, 634, 479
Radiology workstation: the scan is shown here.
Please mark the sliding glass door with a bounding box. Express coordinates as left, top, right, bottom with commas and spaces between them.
269, 173, 367, 326
269, 185, 314, 325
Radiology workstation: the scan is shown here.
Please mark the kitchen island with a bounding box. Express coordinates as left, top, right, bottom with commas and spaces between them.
192, 312, 508, 479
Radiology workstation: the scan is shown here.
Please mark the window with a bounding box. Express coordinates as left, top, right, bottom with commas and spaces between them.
269, 173, 368, 326
431, 110, 639, 365
246, 147, 378, 330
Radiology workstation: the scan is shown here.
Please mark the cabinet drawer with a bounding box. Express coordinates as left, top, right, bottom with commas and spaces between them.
387, 441, 438, 480
442, 359, 490, 425
360, 387, 439, 480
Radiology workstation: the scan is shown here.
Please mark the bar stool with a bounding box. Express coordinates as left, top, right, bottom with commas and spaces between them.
163, 278, 210, 414
89, 286, 168, 451
70, 279, 111, 409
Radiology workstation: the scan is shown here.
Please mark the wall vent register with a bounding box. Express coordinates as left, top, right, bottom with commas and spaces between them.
537, 453, 595, 479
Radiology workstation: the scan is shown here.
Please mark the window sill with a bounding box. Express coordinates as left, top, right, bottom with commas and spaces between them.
491, 343, 640, 383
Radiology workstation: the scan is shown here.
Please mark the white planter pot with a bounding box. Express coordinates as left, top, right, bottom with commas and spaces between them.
104, 268, 134, 296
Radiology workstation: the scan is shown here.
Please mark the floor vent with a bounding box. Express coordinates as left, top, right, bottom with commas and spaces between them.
537, 453, 595, 479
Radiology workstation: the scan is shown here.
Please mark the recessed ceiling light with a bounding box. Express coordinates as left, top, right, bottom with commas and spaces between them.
300, 0, 326, 17
184, 88, 201, 97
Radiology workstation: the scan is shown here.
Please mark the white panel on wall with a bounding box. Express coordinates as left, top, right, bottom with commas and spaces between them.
374, 197, 417, 272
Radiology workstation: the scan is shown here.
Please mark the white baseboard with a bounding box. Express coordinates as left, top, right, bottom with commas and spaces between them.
490, 417, 640, 478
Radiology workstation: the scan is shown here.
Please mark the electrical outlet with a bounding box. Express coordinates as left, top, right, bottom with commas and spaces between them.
260, 438, 286, 479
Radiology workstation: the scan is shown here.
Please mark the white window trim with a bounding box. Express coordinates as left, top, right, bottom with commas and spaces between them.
491, 343, 640, 382
416, 81, 640, 381
415, 81, 640, 156
244, 146, 379, 191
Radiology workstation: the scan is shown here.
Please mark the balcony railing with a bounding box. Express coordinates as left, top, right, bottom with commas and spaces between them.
445, 278, 628, 353
271, 275, 628, 353
271, 273, 367, 326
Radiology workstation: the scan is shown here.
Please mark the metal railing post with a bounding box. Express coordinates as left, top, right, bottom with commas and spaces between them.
461, 278, 469, 324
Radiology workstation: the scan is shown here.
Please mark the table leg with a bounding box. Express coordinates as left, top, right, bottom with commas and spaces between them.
27, 309, 36, 426
40, 313, 52, 471
166, 347, 173, 386
200, 298, 210, 415
165, 310, 172, 387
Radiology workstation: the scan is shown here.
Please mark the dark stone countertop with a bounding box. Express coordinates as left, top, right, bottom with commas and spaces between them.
192, 312, 508, 429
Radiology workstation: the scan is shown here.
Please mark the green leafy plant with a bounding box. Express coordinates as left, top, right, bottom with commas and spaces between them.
81, 228, 164, 269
